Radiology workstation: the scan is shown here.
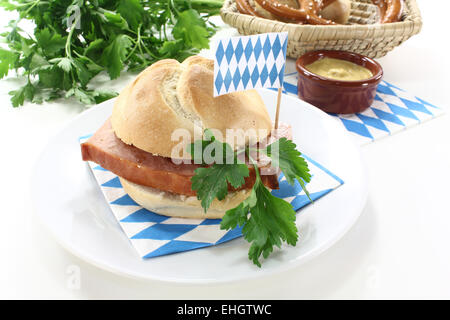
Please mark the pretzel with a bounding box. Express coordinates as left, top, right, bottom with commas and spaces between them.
254, 0, 336, 25
321, 0, 403, 23
236, 0, 263, 17
372, 0, 403, 23
322, 0, 337, 6
236, 0, 403, 24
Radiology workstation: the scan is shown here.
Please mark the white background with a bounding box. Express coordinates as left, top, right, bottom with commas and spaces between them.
1, 0, 449, 299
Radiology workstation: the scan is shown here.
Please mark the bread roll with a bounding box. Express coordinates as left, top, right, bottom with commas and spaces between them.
111, 56, 272, 160
120, 178, 252, 219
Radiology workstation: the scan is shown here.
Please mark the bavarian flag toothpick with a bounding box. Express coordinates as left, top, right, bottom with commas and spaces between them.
213, 32, 288, 129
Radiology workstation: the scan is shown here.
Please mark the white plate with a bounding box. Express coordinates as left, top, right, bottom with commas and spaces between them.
31, 89, 367, 284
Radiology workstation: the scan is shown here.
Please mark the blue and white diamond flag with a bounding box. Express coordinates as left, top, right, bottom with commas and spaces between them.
214, 32, 288, 96
80, 135, 343, 259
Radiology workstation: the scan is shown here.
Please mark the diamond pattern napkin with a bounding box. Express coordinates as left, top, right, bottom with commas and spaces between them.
282, 73, 444, 146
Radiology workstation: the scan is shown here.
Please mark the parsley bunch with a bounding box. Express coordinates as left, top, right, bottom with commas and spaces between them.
188, 130, 312, 267
0, 0, 223, 107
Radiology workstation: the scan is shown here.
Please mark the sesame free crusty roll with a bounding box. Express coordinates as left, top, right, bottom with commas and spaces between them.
111, 56, 273, 160
81, 56, 291, 218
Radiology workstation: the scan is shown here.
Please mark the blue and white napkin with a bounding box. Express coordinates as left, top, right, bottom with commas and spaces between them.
282, 73, 444, 146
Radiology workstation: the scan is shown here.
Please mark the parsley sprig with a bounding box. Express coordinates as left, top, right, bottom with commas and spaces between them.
0, 0, 223, 107
188, 130, 312, 267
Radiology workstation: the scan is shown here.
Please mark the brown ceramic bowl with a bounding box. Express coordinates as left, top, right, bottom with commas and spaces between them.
296, 50, 383, 114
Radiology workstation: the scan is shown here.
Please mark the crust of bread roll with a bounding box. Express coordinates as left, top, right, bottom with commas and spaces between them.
120, 177, 252, 219
111, 56, 272, 160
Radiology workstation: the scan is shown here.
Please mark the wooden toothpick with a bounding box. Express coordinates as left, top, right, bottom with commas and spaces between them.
274, 87, 282, 130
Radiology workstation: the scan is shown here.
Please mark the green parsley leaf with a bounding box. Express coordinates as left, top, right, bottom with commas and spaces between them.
9, 82, 35, 107
29, 53, 49, 73
220, 175, 299, 268
102, 10, 129, 31
264, 137, 312, 198
50, 57, 73, 73
189, 129, 250, 212
0, 0, 19, 11
117, 0, 144, 31
37, 67, 64, 88
0, 48, 18, 78
72, 58, 94, 87
101, 34, 132, 79
84, 39, 105, 57
91, 90, 119, 104
243, 181, 298, 267
35, 28, 66, 57
173, 9, 210, 50
31, 88, 60, 104
188, 135, 235, 165
192, 164, 249, 212
73, 87, 96, 105
220, 188, 256, 230
159, 40, 185, 59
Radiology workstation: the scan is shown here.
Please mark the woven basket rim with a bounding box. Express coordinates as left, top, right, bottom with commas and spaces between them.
221, 0, 423, 40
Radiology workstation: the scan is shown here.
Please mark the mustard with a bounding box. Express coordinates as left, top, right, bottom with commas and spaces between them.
305, 57, 373, 81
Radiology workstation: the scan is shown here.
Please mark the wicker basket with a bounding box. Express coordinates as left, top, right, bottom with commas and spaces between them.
220, 0, 422, 59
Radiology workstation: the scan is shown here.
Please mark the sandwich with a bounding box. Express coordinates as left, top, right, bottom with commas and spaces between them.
82, 56, 286, 218
81, 56, 311, 266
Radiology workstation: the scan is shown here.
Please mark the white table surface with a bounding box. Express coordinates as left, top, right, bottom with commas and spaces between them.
1, 1, 449, 299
